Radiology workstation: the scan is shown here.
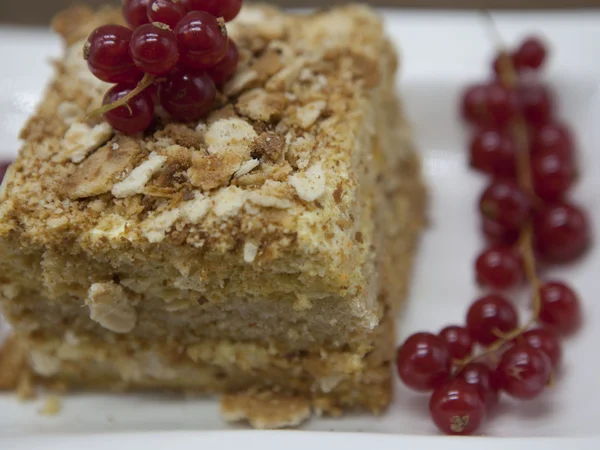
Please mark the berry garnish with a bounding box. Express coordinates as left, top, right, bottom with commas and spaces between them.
531, 121, 574, 159
396, 332, 451, 392
147, 0, 187, 29
475, 245, 524, 290
429, 379, 485, 436
496, 343, 551, 399
480, 179, 530, 232
457, 362, 500, 409
86, 0, 243, 133
481, 217, 519, 245
123, 0, 152, 28
531, 149, 575, 202
438, 326, 473, 360
461, 82, 520, 127
102, 84, 155, 134
158, 69, 216, 121
538, 282, 581, 334
517, 83, 553, 127
175, 11, 229, 70
207, 38, 239, 86
84, 25, 142, 84
182, 0, 243, 22
400, 31, 588, 436
469, 128, 516, 177
533, 202, 590, 263
513, 37, 547, 71
130, 23, 179, 76
521, 328, 562, 368
466, 294, 519, 346
461, 84, 488, 125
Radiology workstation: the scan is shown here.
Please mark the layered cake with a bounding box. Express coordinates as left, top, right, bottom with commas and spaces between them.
0, 4, 424, 428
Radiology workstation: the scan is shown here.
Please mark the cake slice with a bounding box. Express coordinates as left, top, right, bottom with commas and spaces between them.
0, 4, 424, 427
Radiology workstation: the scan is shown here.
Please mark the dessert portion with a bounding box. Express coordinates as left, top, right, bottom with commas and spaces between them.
0, 3, 424, 427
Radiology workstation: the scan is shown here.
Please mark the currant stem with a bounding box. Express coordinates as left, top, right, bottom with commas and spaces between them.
87, 73, 156, 120
454, 16, 543, 375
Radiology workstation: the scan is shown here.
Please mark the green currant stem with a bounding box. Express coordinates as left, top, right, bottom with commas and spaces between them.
87, 73, 156, 120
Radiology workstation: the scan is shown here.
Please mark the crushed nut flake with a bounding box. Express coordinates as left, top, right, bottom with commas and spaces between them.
224, 69, 259, 97
180, 193, 211, 223
295, 101, 326, 129
57, 102, 83, 125
236, 89, 286, 122
61, 122, 113, 163
289, 163, 326, 202
63, 136, 140, 200
205, 118, 258, 156
213, 187, 247, 217
234, 159, 260, 178
112, 152, 167, 198
243, 241, 259, 263
142, 208, 182, 243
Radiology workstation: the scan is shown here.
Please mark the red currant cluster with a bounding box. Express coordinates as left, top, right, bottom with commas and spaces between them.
396, 36, 588, 436
84, 0, 242, 135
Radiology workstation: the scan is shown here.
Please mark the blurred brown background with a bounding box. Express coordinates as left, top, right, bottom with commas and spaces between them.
2, 0, 600, 24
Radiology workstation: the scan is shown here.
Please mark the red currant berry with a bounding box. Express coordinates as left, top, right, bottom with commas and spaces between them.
438, 326, 473, 360
207, 39, 239, 86
181, 0, 243, 22
496, 343, 551, 399
130, 23, 179, 76
461, 84, 487, 125
461, 82, 520, 128
531, 149, 575, 202
533, 202, 590, 263
0, 161, 12, 184
457, 362, 500, 409
532, 121, 574, 159
482, 218, 520, 246
469, 128, 516, 177
175, 11, 229, 70
147, 0, 187, 29
513, 37, 547, 71
475, 245, 524, 290
517, 83, 553, 127
480, 179, 530, 232
123, 0, 151, 28
538, 281, 581, 334
466, 294, 519, 345
102, 84, 154, 135
521, 328, 562, 368
396, 332, 451, 392
84, 25, 142, 84
158, 69, 216, 121
429, 379, 485, 436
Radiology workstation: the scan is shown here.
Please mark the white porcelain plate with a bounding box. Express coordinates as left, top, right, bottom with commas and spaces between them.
1, 9, 600, 449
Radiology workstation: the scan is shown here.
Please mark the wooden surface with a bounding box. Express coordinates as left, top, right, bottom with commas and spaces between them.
1, 0, 599, 24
